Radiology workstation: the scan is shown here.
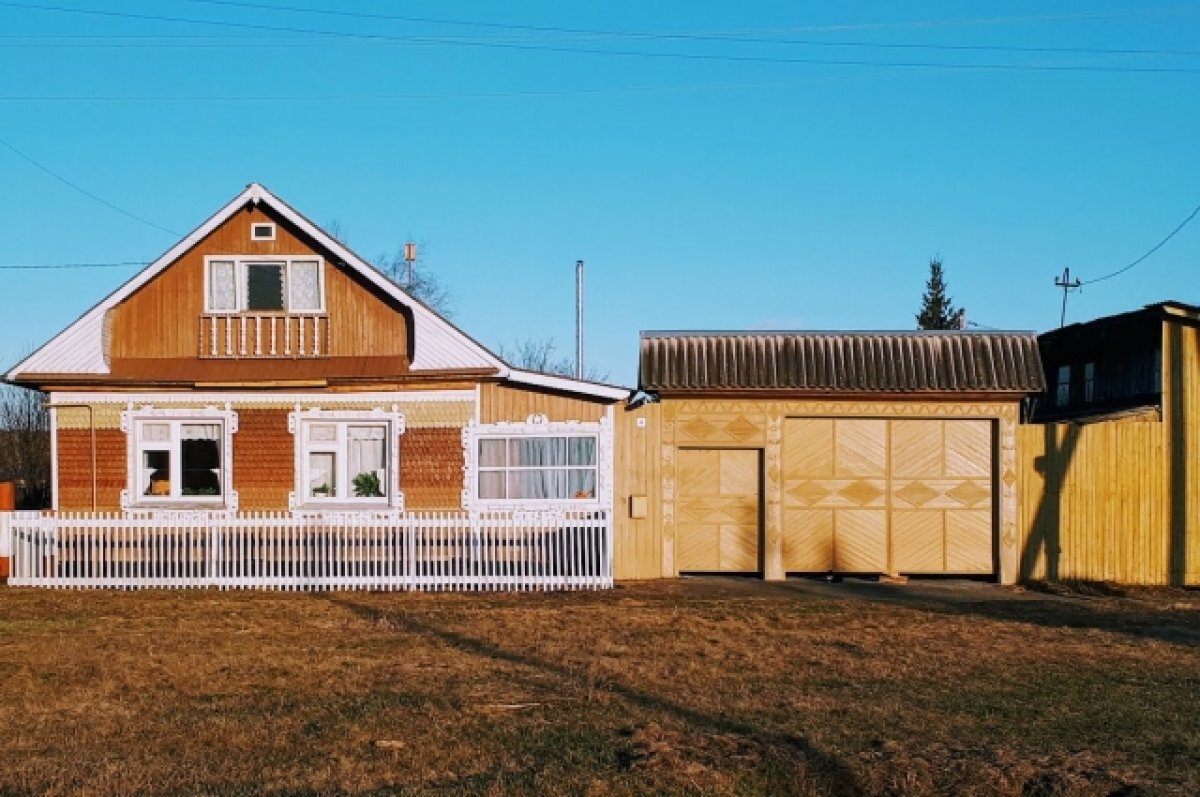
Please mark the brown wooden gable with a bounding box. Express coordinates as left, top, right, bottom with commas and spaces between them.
105, 201, 415, 385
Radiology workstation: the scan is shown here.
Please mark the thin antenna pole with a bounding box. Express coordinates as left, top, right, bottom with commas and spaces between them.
403, 241, 416, 288
575, 260, 584, 379
1054, 266, 1081, 327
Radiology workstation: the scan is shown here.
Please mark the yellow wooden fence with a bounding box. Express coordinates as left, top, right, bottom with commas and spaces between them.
1017, 419, 1199, 585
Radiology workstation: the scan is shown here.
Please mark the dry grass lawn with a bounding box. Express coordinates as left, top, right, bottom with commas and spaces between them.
1, 578, 1198, 797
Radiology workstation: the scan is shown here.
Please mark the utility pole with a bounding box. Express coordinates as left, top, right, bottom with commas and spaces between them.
1054, 267, 1081, 328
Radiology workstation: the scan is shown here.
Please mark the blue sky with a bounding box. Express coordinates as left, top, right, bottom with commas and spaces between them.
1, 1, 1198, 386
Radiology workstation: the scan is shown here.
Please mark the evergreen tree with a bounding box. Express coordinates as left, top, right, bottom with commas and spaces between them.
915, 258, 963, 330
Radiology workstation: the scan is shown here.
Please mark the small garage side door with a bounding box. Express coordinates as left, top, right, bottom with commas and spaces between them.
782, 418, 993, 575
676, 448, 762, 573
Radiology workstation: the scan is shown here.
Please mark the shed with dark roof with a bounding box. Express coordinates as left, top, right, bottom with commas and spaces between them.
620, 330, 1045, 585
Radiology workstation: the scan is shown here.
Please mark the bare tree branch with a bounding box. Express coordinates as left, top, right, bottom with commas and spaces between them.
0, 384, 50, 508
499, 337, 609, 382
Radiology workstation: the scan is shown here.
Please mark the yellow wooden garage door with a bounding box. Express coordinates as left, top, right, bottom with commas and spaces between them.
782, 418, 993, 575
676, 448, 762, 573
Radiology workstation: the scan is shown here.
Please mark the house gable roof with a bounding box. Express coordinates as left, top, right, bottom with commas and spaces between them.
639, 330, 1046, 395
7, 183, 504, 379
5, 183, 629, 402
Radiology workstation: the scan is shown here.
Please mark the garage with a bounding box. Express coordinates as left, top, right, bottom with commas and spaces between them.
782, 417, 993, 574
638, 329, 1044, 584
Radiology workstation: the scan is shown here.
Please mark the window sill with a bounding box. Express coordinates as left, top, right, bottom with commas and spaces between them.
130, 500, 227, 511
298, 500, 395, 511
472, 500, 603, 511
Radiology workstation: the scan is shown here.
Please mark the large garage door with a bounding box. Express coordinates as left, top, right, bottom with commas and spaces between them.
782, 418, 993, 575
676, 448, 762, 573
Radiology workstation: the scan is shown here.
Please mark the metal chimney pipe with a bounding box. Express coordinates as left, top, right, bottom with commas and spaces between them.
575, 260, 584, 379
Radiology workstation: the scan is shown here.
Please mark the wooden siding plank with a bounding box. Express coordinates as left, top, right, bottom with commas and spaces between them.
1017, 419, 1172, 585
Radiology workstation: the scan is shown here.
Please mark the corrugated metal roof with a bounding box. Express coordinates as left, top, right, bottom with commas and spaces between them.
639, 331, 1046, 394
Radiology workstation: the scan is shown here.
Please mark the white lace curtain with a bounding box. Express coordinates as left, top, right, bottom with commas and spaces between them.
289, 260, 322, 311
348, 426, 386, 481
477, 436, 598, 500
209, 261, 237, 311
181, 424, 221, 441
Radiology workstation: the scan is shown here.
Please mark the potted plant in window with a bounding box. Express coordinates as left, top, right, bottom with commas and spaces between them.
311, 483, 332, 498
352, 471, 382, 498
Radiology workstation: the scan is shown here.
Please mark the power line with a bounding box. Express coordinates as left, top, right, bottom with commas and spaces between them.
1081, 202, 1200, 285
0, 76, 855, 102
5, 28, 1200, 59
173, 0, 1200, 59
0, 261, 147, 270
0, 136, 179, 236
2, 1, 1199, 74
177, 0, 1200, 43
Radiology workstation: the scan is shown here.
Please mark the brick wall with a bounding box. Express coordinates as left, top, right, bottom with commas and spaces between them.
57, 429, 126, 511
400, 427, 464, 510
233, 409, 294, 510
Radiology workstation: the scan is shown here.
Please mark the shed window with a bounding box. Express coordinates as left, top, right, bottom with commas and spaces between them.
1083, 362, 1095, 403
1055, 365, 1071, 407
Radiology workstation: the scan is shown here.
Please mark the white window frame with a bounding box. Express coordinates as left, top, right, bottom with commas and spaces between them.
203, 256, 326, 314
462, 413, 613, 511
288, 406, 406, 510
120, 404, 239, 510
250, 222, 277, 241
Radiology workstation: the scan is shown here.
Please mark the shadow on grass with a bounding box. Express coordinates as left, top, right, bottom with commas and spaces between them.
768, 578, 1200, 647
322, 593, 864, 797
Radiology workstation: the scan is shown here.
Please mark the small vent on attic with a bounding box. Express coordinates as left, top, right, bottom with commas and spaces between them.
251, 222, 276, 241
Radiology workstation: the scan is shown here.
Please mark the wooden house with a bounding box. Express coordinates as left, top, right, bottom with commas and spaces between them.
616, 331, 1045, 584
1033, 301, 1197, 423
2, 184, 627, 589
1019, 301, 1200, 585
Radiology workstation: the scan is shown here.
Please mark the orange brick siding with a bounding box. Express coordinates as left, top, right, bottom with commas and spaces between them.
54, 409, 466, 513
400, 427, 465, 510
233, 409, 295, 510
57, 429, 126, 511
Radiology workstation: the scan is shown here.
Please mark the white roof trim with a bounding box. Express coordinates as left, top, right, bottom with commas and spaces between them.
6, 183, 507, 380
505, 368, 631, 401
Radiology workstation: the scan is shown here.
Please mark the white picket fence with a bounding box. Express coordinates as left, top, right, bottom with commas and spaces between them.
0, 510, 611, 591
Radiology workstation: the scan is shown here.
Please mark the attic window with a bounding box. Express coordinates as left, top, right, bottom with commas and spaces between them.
251, 222, 276, 241
205, 257, 325, 313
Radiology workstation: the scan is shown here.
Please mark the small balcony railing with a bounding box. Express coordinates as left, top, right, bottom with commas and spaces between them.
200, 313, 328, 359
